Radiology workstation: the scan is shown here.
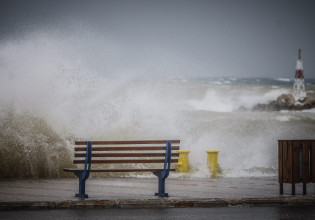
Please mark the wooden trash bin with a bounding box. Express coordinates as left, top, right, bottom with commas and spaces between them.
278, 140, 315, 195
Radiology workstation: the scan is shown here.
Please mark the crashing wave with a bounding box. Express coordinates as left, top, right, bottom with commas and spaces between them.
0, 108, 74, 178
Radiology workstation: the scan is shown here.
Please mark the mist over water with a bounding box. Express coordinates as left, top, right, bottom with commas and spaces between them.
1, 30, 315, 178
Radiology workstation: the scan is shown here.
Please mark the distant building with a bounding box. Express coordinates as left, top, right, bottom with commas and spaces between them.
293, 49, 306, 101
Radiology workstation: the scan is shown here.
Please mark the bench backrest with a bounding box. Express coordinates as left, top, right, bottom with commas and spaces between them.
73, 140, 180, 171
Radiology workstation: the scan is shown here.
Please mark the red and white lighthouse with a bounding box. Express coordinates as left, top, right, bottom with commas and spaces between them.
293, 49, 306, 101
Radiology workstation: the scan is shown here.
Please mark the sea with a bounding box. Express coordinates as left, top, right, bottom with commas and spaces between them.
0, 32, 314, 179
1, 71, 315, 179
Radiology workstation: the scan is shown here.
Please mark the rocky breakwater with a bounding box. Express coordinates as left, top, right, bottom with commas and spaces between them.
252, 94, 315, 111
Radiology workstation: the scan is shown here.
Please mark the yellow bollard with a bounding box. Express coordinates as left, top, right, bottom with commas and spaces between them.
206, 150, 219, 178
176, 150, 190, 173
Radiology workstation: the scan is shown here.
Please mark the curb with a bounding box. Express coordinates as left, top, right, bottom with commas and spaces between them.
1, 197, 315, 210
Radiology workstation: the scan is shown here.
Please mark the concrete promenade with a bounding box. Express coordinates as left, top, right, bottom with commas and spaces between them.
0, 176, 314, 210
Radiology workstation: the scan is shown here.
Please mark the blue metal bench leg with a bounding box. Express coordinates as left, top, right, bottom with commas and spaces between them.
74, 141, 92, 198
76, 177, 88, 198
153, 140, 172, 197
155, 176, 168, 197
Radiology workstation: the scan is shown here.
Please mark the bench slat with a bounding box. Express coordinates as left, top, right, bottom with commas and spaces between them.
64, 168, 176, 172
75, 140, 180, 145
75, 153, 180, 157
75, 146, 180, 151
73, 159, 179, 164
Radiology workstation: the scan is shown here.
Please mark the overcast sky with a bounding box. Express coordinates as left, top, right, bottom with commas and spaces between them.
1, 0, 315, 79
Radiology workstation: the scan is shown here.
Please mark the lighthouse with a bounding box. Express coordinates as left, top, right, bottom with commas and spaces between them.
293, 49, 306, 101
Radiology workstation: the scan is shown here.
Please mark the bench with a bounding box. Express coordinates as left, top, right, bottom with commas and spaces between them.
278, 140, 315, 195
64, 140, 180, 198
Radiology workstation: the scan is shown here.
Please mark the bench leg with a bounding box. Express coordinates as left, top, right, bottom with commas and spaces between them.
74, 171, 89, 198
155, 176, 168, 197
292, 183, 295, 195
76, 178, 88, 198
280, 183, 283, 194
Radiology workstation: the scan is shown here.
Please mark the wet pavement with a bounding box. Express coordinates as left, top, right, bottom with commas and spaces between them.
0, 176, 314, 210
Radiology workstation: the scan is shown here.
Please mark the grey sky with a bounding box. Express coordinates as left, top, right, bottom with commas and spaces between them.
1, 0, 315, 78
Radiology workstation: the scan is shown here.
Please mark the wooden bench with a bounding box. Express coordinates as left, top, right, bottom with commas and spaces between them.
64, 140, 180, 198
278, 140, 315, 195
